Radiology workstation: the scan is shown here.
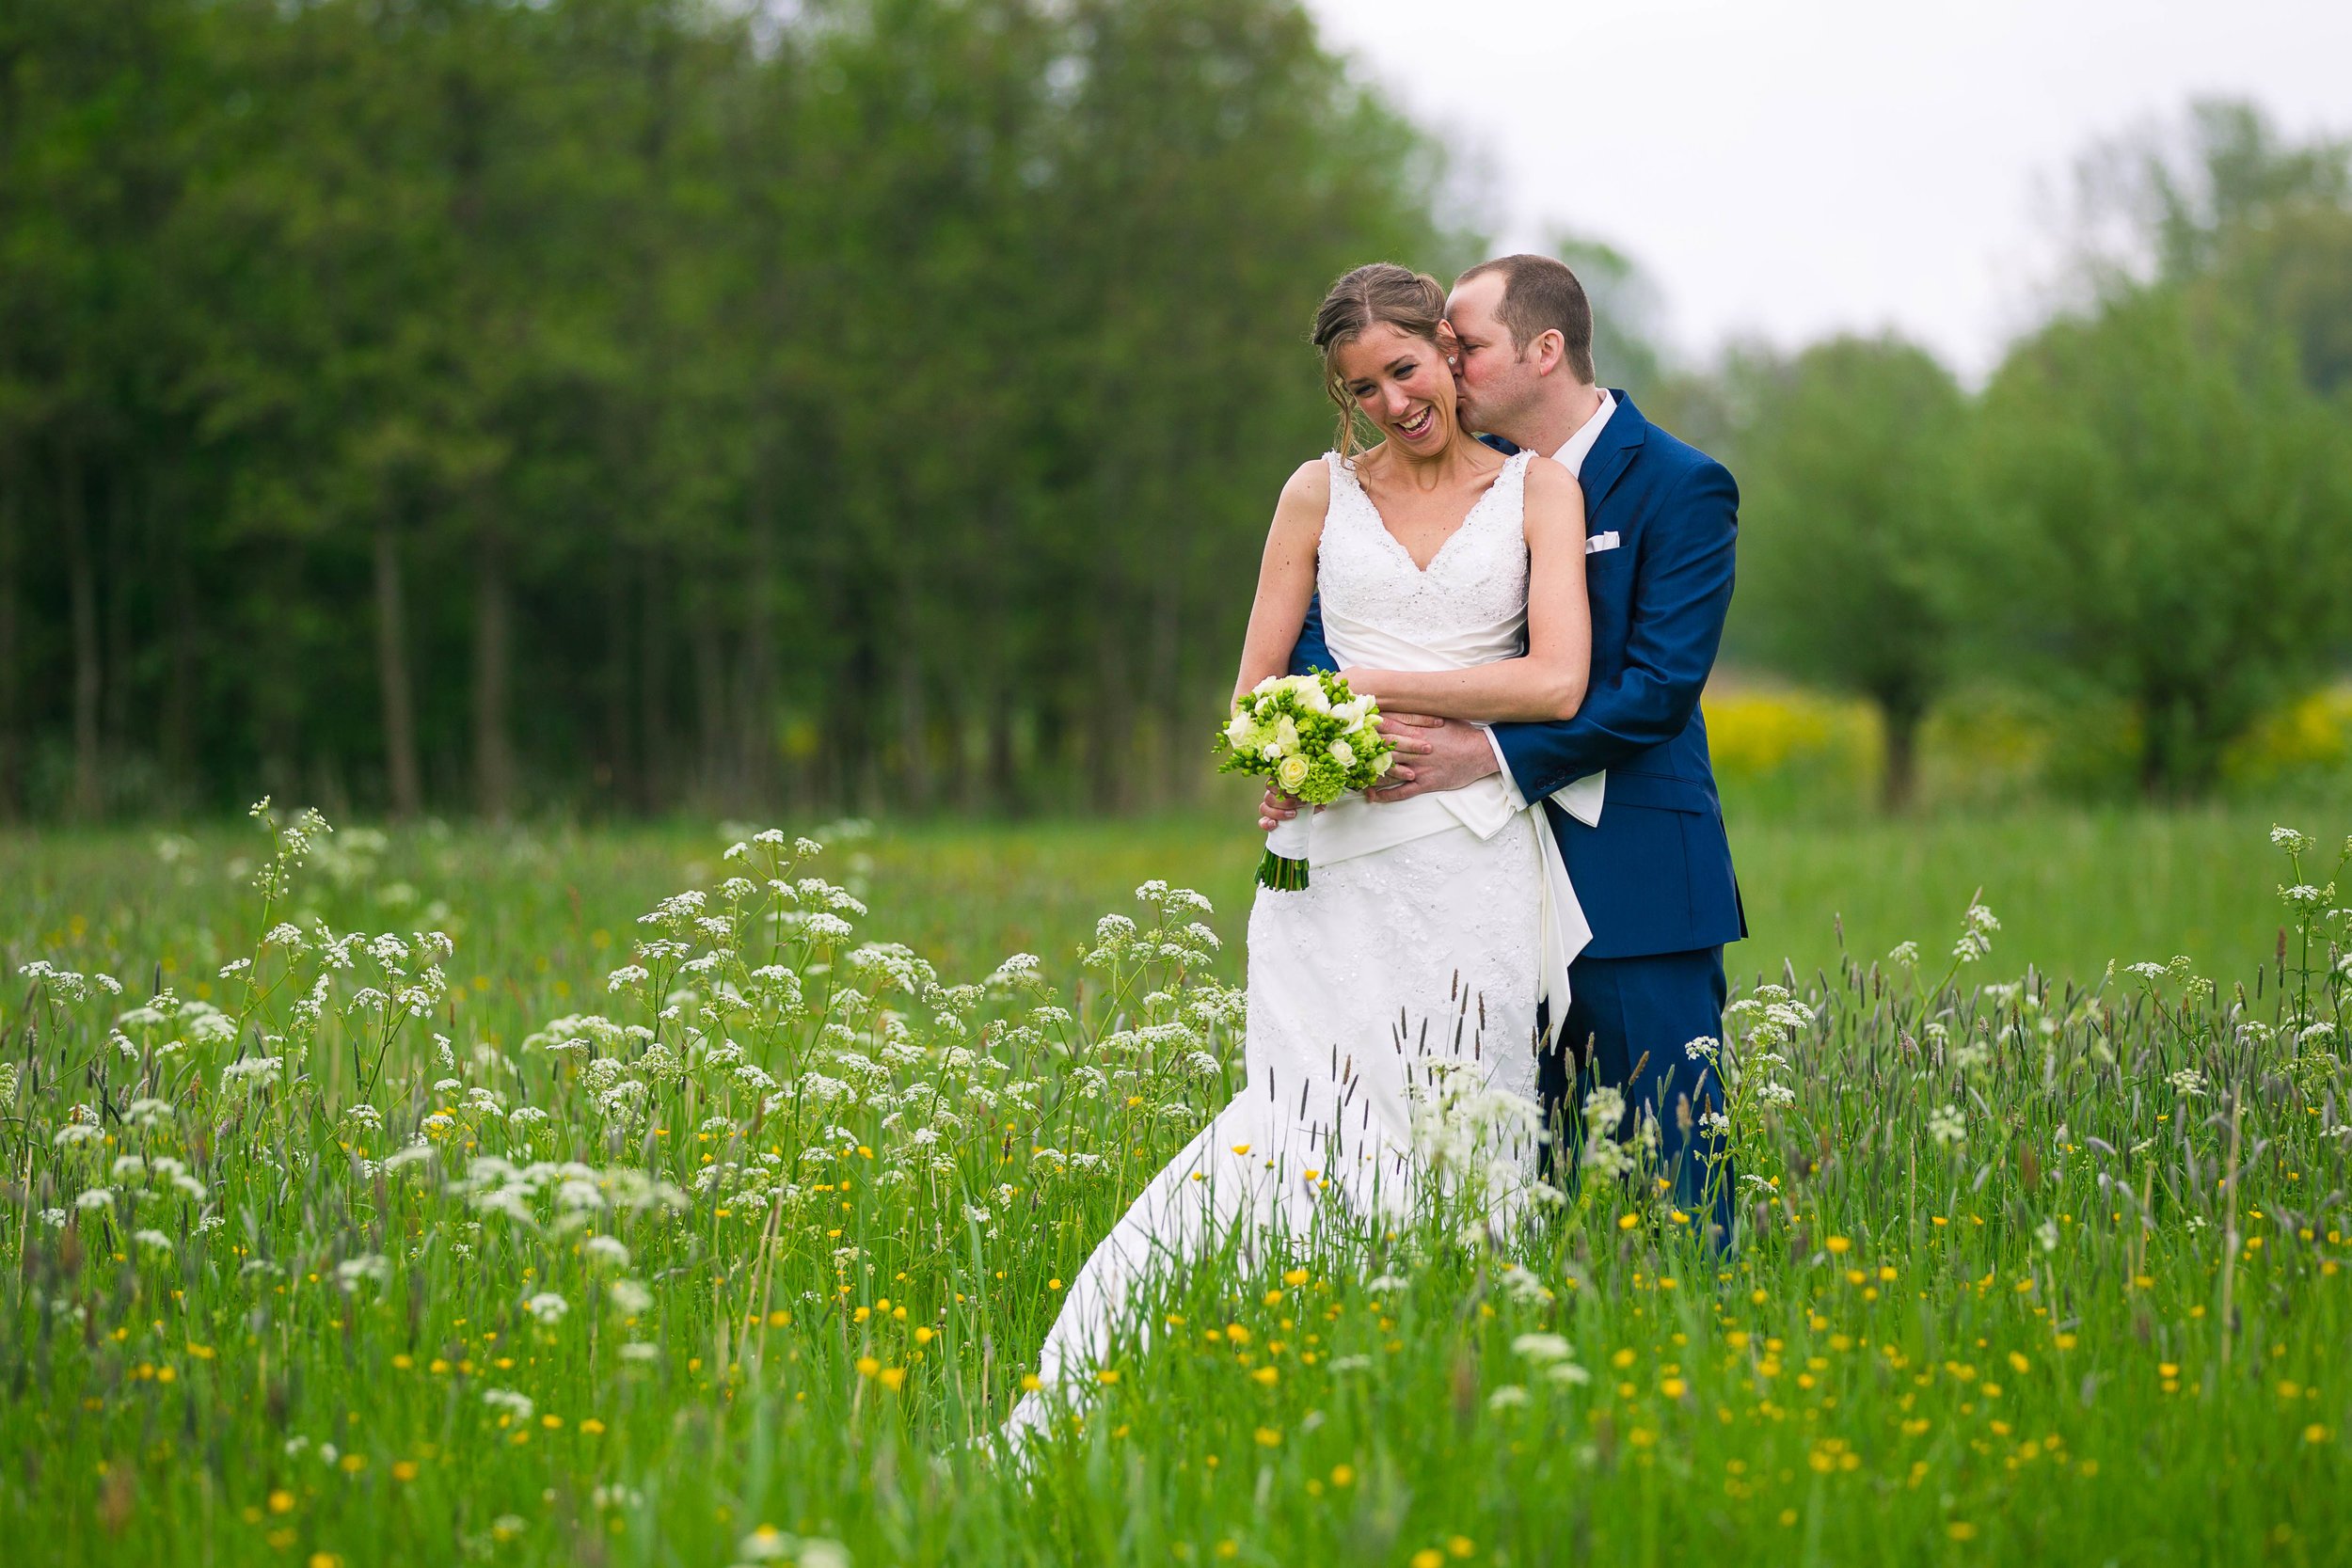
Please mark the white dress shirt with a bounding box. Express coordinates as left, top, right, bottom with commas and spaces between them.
1482, 390, 1616, 808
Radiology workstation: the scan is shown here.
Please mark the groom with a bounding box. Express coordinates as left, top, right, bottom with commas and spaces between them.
1275, 252, 1745, 1247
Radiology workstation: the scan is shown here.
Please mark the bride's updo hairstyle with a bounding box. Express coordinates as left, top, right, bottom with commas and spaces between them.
1311, 262, 1451, 462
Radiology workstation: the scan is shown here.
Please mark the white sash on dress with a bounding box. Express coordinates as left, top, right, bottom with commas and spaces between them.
1311, 599, 1600, 1048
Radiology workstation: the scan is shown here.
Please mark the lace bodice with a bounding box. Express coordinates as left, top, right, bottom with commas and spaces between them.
1317, 449, 1533, 655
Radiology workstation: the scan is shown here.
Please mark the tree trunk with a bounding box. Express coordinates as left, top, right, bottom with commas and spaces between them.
0, 460, 19, 820
637, 552, 669, 812
687, 567, 726, 808
2138, 690, 2211, 803
373, 515, 423, 818
60, 456, 103, 819
896, 641, 931, 811
988, 698, 1020, 816
599, 549, 633, 809
1881, 701, 1922, 813
737, 473, 777, 803
103, 473, 134, 767
1088, 620, 1133, 813
159, 470, 198, 794
471, 525, 514, 818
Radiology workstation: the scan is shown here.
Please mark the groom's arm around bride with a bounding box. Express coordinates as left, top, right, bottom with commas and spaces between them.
1285, 252, 1746, 1245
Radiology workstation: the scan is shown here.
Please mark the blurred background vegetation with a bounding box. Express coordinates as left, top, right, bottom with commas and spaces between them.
2, 0, 2348, 825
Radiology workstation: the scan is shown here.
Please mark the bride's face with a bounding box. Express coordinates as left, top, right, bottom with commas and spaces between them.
1333, 323, 1458, 455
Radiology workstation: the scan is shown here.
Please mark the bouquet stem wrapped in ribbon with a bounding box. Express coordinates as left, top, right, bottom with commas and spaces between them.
1214, 673, 1397, 891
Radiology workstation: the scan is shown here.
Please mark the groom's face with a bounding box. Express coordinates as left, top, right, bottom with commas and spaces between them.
1445, 273, 1541, 441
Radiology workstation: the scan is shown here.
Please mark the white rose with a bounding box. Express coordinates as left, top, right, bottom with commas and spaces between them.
1225, 713, 1256, 748
1278, 755, 1311, 792
1275, 715, 1301, 752
1373, 750, 1395, 776
1329, 738, 1356, 768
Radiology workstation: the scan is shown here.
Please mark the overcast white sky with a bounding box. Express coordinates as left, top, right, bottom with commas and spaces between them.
1304, 0, 2352, 379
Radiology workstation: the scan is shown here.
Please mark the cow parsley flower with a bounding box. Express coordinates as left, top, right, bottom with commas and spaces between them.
483, 1386, 534, 1421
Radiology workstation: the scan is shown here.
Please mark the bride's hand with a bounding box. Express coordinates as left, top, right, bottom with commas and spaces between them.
1258, 786, 1312, 832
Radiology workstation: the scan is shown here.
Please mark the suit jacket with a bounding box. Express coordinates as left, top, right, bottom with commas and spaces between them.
1290, 392, 1745, 959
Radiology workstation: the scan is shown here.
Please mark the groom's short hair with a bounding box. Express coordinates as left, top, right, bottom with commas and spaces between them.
1456, 254, 1595, 385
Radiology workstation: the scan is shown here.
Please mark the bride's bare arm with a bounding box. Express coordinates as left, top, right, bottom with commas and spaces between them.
1344, 457, 1591, 722
1232, 460, 1330, 703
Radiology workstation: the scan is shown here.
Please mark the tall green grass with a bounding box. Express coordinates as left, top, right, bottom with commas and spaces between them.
2, 807, 2346, 1565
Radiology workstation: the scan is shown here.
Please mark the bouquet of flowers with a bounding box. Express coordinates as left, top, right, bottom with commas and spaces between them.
1214, 672, 1396, 890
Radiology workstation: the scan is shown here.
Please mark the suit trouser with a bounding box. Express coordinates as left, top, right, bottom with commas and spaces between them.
1537, 945, 1735, 1249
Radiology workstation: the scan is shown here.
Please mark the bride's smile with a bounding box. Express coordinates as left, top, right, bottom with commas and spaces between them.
1335, 321, 1459, 455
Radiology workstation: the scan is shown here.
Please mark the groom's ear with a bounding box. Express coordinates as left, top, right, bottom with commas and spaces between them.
1530, 327, 1567, 378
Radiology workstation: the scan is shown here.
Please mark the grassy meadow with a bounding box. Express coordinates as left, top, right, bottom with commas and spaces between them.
3, 800, 2349, 1565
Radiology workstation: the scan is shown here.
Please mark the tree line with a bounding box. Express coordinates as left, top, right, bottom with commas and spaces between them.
1, 0, 1461, 821
3, 3, 2345, 822
1719, 102, 2352, 806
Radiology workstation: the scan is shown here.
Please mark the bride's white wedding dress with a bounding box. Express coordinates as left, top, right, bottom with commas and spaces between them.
1002, 449, 1596, 1444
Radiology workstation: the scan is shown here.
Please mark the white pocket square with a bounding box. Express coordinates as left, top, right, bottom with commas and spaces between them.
1585, 531, 1621, 555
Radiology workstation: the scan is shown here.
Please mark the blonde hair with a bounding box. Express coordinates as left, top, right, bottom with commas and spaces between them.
1311, 263, 1449, 462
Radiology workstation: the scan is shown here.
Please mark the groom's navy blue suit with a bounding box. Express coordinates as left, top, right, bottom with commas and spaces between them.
1290, 392, 1745, 1245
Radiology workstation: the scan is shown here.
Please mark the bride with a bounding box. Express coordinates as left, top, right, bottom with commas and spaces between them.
1003, 262, 1593, 1444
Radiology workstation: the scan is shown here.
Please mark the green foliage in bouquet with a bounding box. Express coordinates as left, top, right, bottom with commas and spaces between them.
1213, 673, 1396, 890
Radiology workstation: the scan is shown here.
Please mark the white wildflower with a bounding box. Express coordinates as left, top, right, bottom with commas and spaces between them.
482, 1387, 534, 1421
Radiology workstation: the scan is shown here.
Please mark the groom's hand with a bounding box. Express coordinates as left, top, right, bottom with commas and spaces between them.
1365, 714, 1502, 802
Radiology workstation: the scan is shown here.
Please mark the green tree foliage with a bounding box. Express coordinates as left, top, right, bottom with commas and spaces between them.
1545, 229, 1667, 398
1716, 99, 2352, 810
2075, 98, 2352, 400
2074, 99, 2351, 288
1730, 337, 1977, 810
1976, 288, 2352, 799
0, 0, 1459, 818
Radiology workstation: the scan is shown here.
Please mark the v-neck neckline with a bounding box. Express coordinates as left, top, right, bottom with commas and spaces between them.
1336, 452, 1520, 576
